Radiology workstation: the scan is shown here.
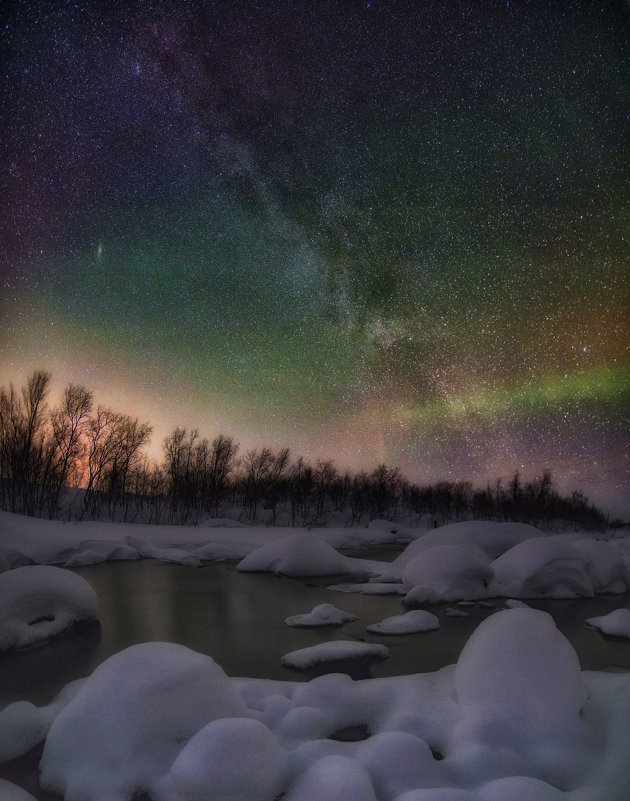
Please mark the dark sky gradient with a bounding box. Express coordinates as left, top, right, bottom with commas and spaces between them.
1, 1, 629, 515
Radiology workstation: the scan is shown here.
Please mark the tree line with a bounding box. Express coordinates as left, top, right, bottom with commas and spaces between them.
0, 371, 610, 529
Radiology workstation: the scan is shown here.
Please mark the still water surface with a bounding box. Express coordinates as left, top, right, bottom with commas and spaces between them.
2, 555, 630, 710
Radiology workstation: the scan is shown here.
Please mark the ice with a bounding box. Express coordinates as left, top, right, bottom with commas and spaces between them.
237, 533, 356, 576
281, 641, 389, 670
39, 642, 247, 800
153, 717, 288, 801
585, 608, 630, 638
0, 779, 38, 801
489, 537, 595, 598
366, 610, 440, 635
0, 565, 99, 651
402, 545, 493, 604
285, 603, 359, 627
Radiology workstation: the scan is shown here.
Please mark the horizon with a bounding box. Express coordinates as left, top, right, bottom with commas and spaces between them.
1, 1, 629, 518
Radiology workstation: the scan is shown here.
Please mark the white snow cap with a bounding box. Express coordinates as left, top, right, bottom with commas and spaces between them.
455, 608, 585, 734
281, 640, 389, 670
154, 717, 288, 801
237, 533, 353, 576
402, 544, 493, 604
285, 603, 358, 627
585, 608, 630, 638
39, 642, 247, 801
0, 565, 98, 651
366, 610, 440, 635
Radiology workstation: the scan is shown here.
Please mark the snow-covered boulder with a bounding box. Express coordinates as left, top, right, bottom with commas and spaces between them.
154, 717, 288, 801
39, 642, 247, 801
431, 521, 545, 559
285, 603, 358, 627
281, 641, 389, 670
237, 533, 353, 576
572, 539, 630, 594
455, 608, 585, 736
366, 610, 440, 635
585, 608, 630, 638
285, 754, 379, 801
0, 565, 99, 651
402, 545, 493, 604
489, 538, 594, 598
377, 531, 490, 583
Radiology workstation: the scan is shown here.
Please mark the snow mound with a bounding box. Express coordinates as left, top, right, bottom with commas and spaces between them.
572, 539, 630, 593
237, 533, 353, 576
489, 538, 594, 598
366, 610, 440, 635
431, 520, 545, 558
285, 755, 378, 801
585, 608, 630, 638
0, 565, 99, 651
285, 603, 358, 627
39, 642, 247, 801
154, 717, 288, 801
281, 641, 389, 670
402, 545, 493, 604
455, 608, 585, 735
377, 532, 489, 583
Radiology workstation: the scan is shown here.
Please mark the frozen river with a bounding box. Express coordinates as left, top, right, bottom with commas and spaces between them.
1, 555, 629, 710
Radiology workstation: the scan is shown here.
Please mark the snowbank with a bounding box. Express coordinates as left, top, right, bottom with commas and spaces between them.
366, 610, 440, 635
585, 608, 630, 638
0, 565, 98, 651
281, 641, 389, 670
285, 603, 358, 627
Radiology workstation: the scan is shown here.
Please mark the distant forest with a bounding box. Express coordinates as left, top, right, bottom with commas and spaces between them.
0, 371, 612, 529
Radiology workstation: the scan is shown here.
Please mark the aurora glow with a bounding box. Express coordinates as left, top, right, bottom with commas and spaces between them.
1, 1, 629, 515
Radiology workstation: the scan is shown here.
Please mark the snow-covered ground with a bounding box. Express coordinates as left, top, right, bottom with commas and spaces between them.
1, 512, 630, 799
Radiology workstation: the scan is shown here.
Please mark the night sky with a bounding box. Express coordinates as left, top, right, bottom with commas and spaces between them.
1, 1, 629, 515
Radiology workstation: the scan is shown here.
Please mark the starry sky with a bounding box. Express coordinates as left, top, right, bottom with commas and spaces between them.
1, 0, 629, 516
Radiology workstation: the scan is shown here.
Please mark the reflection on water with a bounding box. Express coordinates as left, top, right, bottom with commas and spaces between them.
1, 559, 629, 710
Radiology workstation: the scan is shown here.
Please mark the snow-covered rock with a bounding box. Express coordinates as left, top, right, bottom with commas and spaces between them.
281, 641, 389, 670
285, 603, 358, 627
402, 545, 493, 604
154, 717, 288, 801
489, 538, 594, 598
572, 539, 630, 594
285, 754, 379, 801
39, 642, 247, 801
454, 608, 585, 735
0, 565, 98, 651
585, 608, 630, 638
0, 779, 38, 801
431, 520, 545, 558
366, 610, 440, 635
238, 533, 355, 576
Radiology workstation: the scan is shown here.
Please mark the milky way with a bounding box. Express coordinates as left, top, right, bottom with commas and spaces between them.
1, 1, 629, 514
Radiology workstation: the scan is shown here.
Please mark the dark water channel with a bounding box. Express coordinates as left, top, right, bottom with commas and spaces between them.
1, 554, 630, 711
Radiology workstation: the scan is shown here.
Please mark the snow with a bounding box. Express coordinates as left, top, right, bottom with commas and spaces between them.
285, 603, 359, 627
0, 565, 99, 651
402, 545, 494, 604
585, 608, 630, 638
39, 642, 247, 801
0, 608, 628, 800
366, 610, 440, 635
572, 539, 630, 594
489, 537, 596, 598
237, 533, 361, 576
153, 717, 288, 801
281, 641, 390, 670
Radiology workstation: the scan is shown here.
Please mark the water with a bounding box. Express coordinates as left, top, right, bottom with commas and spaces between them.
1, 558, 629, 711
